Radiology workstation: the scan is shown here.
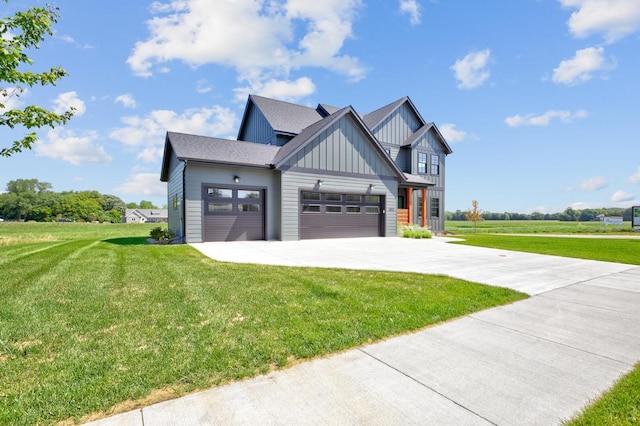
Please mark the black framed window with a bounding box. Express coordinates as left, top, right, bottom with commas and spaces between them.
418, 152, 427, 174
430, 197, 440, 218
431, 154, 440, 175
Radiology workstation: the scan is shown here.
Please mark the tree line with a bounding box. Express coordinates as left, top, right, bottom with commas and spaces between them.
447, 206, 634, 222
0, 179, 161, 222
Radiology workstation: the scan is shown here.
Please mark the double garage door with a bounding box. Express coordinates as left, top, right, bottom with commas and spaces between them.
203, 186, 264, 242
300, 191, 385, 239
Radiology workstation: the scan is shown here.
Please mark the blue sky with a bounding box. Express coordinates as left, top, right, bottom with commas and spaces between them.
1, 0, 639, 213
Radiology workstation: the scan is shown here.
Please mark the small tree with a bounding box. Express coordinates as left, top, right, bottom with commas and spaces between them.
1, 1, 75, 157
465, 200, 483, 233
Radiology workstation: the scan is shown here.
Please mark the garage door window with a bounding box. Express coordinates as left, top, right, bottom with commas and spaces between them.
208, 203, 232, 213
326, 205, 342, 213
302, 192, 321, 201
205, 187, 263, 215
239, 190, 260, 199
207, 187, 232, 198
239, 204, 260, 212
303, 205, 321, 213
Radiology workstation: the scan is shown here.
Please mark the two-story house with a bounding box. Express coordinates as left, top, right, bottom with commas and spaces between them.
160, 95, 452, 242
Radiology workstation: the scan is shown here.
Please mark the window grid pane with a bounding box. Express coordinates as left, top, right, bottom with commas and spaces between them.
302, 205, 321, 213
430, 198, 440, 218
239, 204, 260, 212
431, 155, 440, 175
208, 188, 232, 198
418, 152, 427, 174
302, 192, 321, 201
238, 190, 260, 199
208, 203, 233, 213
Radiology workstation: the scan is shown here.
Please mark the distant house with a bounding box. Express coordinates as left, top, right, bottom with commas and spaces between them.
160, 95, 452, 242
122, 209, 168, 224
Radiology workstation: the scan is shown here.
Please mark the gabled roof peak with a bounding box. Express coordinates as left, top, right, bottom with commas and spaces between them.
362, 96, 427, 131
238, 95, 323, 138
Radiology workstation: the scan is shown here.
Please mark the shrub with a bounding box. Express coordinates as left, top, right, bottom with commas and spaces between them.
402, 225, 432, 239
150, 226, 175, 241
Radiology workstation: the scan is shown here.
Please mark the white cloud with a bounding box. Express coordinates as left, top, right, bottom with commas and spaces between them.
566, 176, 608, 191
53, 91, 86, 117
115, 172, 166, 197
628, 166, 640, 184
233, 76, 316, 103
109, 106, 237, 162
505, 109, 588, 127
127, 0, 365, 99
559, 0, 640, 43
196, 79, 213, 94
451, 49, 491, 89
439, 123, 467, 143
115, 93, 137, 108
552, 46, 615, 85
611, 189, 634, 203
399, 0, 421, 26
0, 87, 26, 112
35, 128, 112, 165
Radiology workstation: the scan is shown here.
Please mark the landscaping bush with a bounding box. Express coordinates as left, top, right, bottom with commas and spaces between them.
402, 225, 432, 239
149, 226, 175, 241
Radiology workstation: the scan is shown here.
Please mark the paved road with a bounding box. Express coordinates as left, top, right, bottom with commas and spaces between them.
87, 237, 640, 425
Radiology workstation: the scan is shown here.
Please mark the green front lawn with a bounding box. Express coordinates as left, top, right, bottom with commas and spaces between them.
0, 223, 527, 425
450, 234, 640, 265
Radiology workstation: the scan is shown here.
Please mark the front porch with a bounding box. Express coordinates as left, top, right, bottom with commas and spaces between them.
397, 187, 429, 228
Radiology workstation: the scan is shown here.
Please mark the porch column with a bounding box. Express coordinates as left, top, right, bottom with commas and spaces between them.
421, 188, 427, 227
407, 187, 413, 225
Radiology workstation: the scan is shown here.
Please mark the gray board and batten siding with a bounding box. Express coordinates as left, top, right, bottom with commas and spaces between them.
277, 112, 401, 240
369, 102, 422, 146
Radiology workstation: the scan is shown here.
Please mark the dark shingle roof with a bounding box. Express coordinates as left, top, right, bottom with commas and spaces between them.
402, 173, 435, 187
166, 131, 280, 167
401, 123, 453, 154
317, 103, 341, 116
362, 97, 407, 129
250, 95, 323, 135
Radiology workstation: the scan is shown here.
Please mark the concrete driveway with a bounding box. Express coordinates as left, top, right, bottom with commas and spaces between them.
88, 237, 640, 425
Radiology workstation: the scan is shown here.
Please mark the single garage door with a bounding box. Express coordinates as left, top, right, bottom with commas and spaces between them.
203, 186, 264, 241
300, 191, 384, 239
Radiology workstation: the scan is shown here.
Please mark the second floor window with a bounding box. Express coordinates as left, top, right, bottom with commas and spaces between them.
418, 152, 427, 174
431, 154, 440, 175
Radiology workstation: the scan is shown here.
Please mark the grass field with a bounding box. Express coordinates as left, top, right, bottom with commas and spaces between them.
446, 219, 635, 234
449, 234, 640, 265
0, 222, 527, 425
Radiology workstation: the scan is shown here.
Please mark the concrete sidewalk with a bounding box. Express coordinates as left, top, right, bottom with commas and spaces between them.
87, 238, 640, 425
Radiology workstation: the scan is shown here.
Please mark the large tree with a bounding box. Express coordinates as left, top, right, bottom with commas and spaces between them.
1, 0, 74, 157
